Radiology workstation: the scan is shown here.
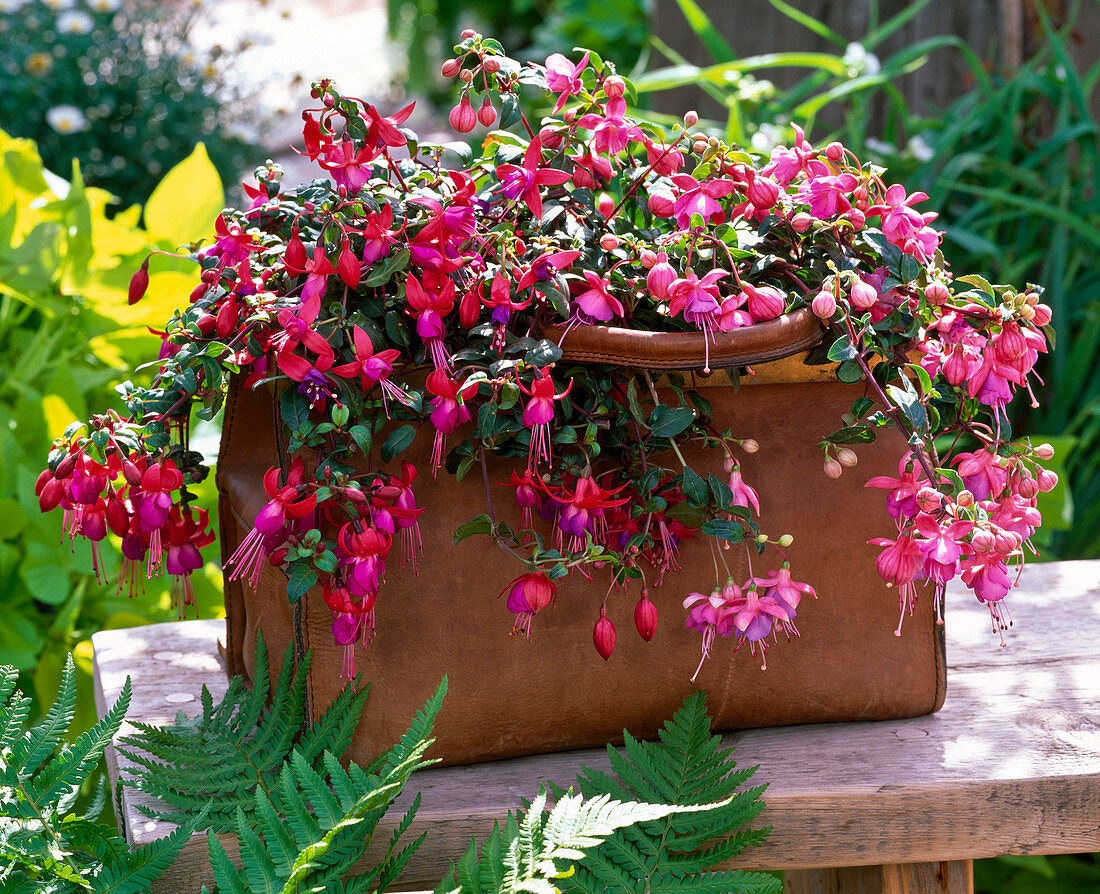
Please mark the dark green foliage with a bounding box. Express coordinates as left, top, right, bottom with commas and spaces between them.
437, 692, 778, 894
558, 690, 779, 894
199, 677, 448, 894
0, 657, 193, 893
120, 635, 371, 832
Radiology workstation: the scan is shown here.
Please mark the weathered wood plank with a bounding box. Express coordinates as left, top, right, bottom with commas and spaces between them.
93, 560, 1100, 892
786, 860, 973, 894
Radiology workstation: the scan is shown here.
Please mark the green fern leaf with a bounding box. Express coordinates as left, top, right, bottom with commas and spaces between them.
7, 656, 77, 779
89, 816, 196, 894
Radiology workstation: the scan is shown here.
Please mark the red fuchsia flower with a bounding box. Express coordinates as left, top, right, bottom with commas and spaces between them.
267, 292, 333, 360
642, 137, 684, 176
299, 111, 334, 161
206, 214, 258, 264
372, 461, 424, 574
426, 370, 478, 475
519, 367, 573, 467
544, 51, 589, 112
225, 457, 316, 589
361, 204, 398, 265
669, 173, 736, 229
362, 101, 415, 149
277, 344, 339, 409
913, 512, 972, 585
506, 468, 541, 535
129, 459, 184, 573
796, 172, 858, 219
284, 242, 336, 304
514, 249, 581, 291
576, 96, 643, 156
571, 270, 624, 322
405, 271, 456, 370
163, 506, 214, 618
545, 474, 631, 552
322, 577, 376, 681
330, 324, 406, 410
502, 571, 557, 638
568, 146, 614, 189
645, 252, 677, 300
495, 137, 573, 221
338, 520, 392, 601
482, 273, 533, 326
319, 138, 379, 193
865, 453, 925, 519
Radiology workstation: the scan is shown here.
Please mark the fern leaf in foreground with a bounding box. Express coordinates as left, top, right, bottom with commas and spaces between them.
120, 634, 370, 832
560, 690, 779, 894
199, 676, 447, 894
0, 656, 193, 894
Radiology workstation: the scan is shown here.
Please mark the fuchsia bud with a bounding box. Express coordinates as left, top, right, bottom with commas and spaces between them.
811, 290, 836, 319
843, 208, 865, 229
449, 93, 476, 133
684, 110, 699, 127
483, 57, 501, 73
971, 529, 995, 552
441, 58, 461, 78
1035, 443, 1055, 460
849, 278, 878, 309
54, 453, 77, 480
825, 141, 844, 161
746, 174, 780, 210
600, 234, 619, 250
741, 439, 759, 453
1032, 304, 1052, 326
105, 491, 130, 537
836, 448, 858, 468
539, 125, 564, 149
477, 96, 497, 127
597, 193, 615, 219
790, 212, 813, 233
645, 252, 676, 300
634, 591, 658, 642
36, 473, 63, 513
1017, 476, 1039, 499
285, 228, 308, 270
128, 260, 150, 306
338, 239, 361, 288
1038, 469, 1059, 492
824, 458, 842, 478
648, 192, 674, 217
639, 249, 657, 268
925, 280, 951, 306
593, 606, 616, 660
603, 75, 625, 98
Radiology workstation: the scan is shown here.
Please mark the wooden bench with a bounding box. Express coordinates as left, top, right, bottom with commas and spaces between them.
93, 559, 1100, 893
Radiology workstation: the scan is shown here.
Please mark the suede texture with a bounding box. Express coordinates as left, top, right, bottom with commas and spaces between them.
217, 323, 946, 767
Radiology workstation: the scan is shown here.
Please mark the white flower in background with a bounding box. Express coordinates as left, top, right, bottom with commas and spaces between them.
907, 135, 935, 162
843, 42, 881, 77
0, 0, 30, 13
57, 9, 93, 33
45, 105, 89, 134
87, 0, 122, 10
864, 137, 896, 157
42, 0, 76, 10
751, 123, 784, 155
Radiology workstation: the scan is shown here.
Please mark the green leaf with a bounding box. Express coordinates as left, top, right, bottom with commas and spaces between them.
679, 467, 708, 508
700, 519, 746, 542
648, 405, 695, 439
143, 144, 224, 248
824, 425, 876, 445
380, 424, 417, 462
454, 514, 493, 545
836, 359, 863, 383
286, 564, 318, 603
826, 336, 859, 362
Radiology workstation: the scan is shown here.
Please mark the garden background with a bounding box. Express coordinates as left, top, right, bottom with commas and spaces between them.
1, 0, 1097, 890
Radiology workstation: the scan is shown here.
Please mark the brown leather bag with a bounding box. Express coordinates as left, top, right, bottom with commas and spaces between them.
217, 311, 945, 766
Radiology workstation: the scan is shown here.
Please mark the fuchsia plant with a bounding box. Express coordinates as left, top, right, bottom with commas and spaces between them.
37, 32, 1055, 677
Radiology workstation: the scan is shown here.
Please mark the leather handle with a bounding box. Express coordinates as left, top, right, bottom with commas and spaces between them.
540, 307, 825, 371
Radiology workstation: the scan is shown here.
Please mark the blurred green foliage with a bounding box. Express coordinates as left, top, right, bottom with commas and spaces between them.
0, 130, 224, 733
0, 0, 260, 209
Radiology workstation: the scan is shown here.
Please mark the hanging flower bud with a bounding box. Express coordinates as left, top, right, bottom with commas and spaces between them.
634, 591, 658, 642
811, 290, 836, 319
1037, 469, 1059, 492
836, 447, 858, 468
790, 212, 813, 233
824, 458, 842, 478
646, 252, 676, 300
285, 227, 308, 270
338, 238, 361, 288
1032, 304, 1052, 326
849, 278, 878, 309
441, 58, 461, 78
1035, 443, 1055, 460
449, 93, 476, 133
745, 174, 780, 210
648, 191, 675, 217
684, 110, 699, 127
925, 280, 951, 306
128, 259, 150, 306
593, 606, 616, 660
603, 75, 625, 98
477, 95, 497, 127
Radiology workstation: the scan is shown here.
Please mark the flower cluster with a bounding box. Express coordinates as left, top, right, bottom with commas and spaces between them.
39, 32, 1053, 677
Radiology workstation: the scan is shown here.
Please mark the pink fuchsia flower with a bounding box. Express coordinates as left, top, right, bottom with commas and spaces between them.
373, 460, 424, 574
572, 270, 624, 322
865, 453, 925, 519
668, 269, 726, 322
519, 367, 573, 467
913, 512, 972, 584
754, 562, 815, 620
544, 474, 631, 552
502, 571, 557, 638
868, 529, 923, 634
515, 249, 581, 291
482, 273, 533, 325
645, 252, 677, 300
425, 370, 478, 475
569, 146, 614, 189
867, 183, 931, 243
495, 136, 572, 221
225, 457, 316, 589
362, 101, 415, 149
284, 242, 335, 304
544, 51, 589, 112
726, 462, 760, 515
163, 506, 214, 618
338, 521, 392, 600
642, 137, 684, 176
796, 172, 858, 219
715, 294, 754, 331
319, 138, 378, 193
130, 459, 184, 534
731, 581, 790, 667
952, 449, 1007, 502
683, 582, 743, 680
575, 96, 642, 156
404, 271, 456, 371
277, 345, 339, 410
266, 292, 332, 361
669, 173, 736, 229
361, 204, 398, 266
331, 324, 403, 396
207, 214, 258, 264
960, 553, 1014, 639
762, 124, 828, 186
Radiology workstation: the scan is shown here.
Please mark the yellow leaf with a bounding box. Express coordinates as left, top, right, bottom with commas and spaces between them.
143, 143, 225, 249
42, 394, 77, 440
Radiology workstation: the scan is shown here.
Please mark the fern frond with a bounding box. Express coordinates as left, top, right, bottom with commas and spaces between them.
0, 667, 30, 753
121, 637, 370, 833
7, 656, 77, 778
89, 814, 197, 894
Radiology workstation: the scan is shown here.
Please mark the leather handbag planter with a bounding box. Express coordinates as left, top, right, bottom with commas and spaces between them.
217, 310, 946, 767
